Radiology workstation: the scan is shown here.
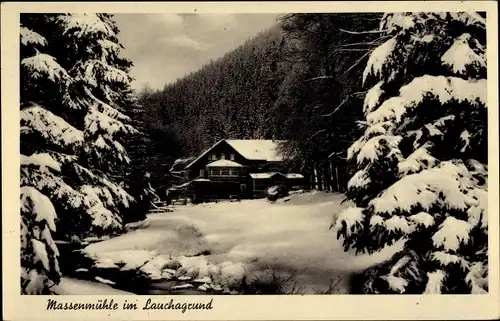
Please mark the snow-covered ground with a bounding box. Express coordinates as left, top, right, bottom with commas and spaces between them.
83, 191, 404, 294
53, 277, 132, 295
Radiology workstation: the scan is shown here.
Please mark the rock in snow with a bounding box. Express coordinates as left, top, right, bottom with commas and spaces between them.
197, 284, 210, 292
177, 256, 211, 278
160, 270, 174, 280
163, 259, 182, 270
94, 276, 115, 285
244, 269, 276, 287
219, 262, 246, 289
210, 284, 223, 292
171, 284, 193, 290
192, 276, 212, 284
75, 268, 89, 273
94, 258, 119, 269
162, 268, 177, 275
139, 255, 171, 280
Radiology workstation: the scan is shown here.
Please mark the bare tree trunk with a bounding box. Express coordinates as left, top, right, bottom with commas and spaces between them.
314, 166, 323, 191
324, 166, 332, 192
335, 166, 341, 192
329, 160, 335, 191
339, 163, 347, 193
313, 163, 319, 190
314, 164, 321, 191
331, 160, 339, 192
309, 164, 315, 190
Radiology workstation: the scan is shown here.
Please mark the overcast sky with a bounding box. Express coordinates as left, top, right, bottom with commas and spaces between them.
113, 13, 279, 91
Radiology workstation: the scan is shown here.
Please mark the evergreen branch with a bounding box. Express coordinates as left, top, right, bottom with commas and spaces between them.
338, 28, 388, 35
340, 51, 371, 77
336, 38, 390, 48
322, 35, 390, 65
328, 151, 344, 158
305, 76, 336, 82
310, 129, 327, 139
321, 91, 367, 118
336, 48, 371, 52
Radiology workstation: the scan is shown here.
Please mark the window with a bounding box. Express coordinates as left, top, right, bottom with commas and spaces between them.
230, 154, 235, 160
210, 168, 238, 176
199, 169, 205, 177
210, 154, 216, 160
221, 153, 226, 160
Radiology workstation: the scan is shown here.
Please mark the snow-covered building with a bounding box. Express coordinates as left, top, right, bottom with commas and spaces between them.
179, 139, 306, 199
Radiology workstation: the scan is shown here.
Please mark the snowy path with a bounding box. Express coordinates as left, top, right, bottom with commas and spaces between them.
84, 192, 403, 294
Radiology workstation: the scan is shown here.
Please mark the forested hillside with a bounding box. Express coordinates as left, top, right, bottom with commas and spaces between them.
138, 26, 286, 151
137, 13, 383, 192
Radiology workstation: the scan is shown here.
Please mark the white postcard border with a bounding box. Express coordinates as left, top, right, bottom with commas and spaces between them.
2, 2, 499, 320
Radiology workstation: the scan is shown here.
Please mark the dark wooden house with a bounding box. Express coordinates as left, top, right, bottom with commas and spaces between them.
173, 139, 306, 200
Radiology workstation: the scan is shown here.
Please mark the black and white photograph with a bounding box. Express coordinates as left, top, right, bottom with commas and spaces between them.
2, 1, 499, 319
16, 9, 492, 295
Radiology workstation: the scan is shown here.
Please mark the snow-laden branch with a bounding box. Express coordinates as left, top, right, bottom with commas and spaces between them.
20, 27, 47, 47
370, 160, 485, 216
366, 75, 487, 125
362, 37, 397, 84
59, 14, 116, 39
441, 33, 486, 76
21, 105, 84, 150
22, 52, 69, 83
21, 153, 62, 172
21, 186, 57, 232
85, 104, 137, 137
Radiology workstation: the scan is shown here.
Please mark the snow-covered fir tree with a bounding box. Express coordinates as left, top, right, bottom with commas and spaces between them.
333, 12, 488, 294
20, 13, 137, 294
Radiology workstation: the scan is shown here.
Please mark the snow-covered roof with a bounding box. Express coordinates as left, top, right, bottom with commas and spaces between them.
170, 157, 196, 172
206, 160, 243, 167
285, 173, 304, 179
226, 140, 284, 162
185, 139, 284, 169
249, 172, 281, 179
194, 178, 210, 182
249, 172, 304, 179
